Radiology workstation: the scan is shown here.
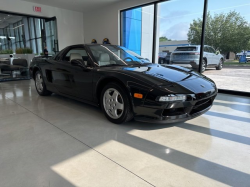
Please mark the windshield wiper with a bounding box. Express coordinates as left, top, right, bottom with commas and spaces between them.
101, 64, 126, 67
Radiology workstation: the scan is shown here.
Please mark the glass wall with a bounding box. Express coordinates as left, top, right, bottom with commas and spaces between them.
202, 0, 250, 93
121, 4, 154, 62
45, 20, 57, 53
0, 14, 58, 55
120, 0, 250, 93
157, 0, 204, 69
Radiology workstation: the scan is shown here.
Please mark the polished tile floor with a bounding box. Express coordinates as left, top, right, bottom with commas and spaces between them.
0, 80, 250, 187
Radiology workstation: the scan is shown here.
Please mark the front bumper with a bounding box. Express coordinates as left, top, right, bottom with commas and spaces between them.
134, 105, 211, 123
133, 93, 216, 124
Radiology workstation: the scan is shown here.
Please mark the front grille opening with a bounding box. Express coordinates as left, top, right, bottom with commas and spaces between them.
190, 99, 212, 115
195, 98, 210, 107
162, 108, 185, 116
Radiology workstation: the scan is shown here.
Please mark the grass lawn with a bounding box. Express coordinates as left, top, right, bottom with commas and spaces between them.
224, 60, 250, 66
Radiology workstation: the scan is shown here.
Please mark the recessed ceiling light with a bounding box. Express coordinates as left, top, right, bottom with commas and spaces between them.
8, 15, 10, 16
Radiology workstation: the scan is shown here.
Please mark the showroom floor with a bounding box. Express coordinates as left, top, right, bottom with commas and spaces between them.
0, 80, 250, 187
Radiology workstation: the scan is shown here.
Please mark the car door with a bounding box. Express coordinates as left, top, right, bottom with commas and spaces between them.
51, 53, 76, 96
52, 46, 93, 101
203, 46, 211, 64
210, 47, 220, 65
208, 47, 218, 65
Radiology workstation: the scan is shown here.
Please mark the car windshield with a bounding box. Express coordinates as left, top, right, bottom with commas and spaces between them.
88, 45, 151, 66
175, 47, 197, 51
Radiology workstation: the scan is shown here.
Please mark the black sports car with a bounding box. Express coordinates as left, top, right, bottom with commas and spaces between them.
30, 44, 217, 124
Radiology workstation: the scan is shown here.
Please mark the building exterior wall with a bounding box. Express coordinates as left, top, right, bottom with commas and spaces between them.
141, 5, 154, 61
159, 40, 189, 52
121, 5, 154, 61
122, 8, 142, 55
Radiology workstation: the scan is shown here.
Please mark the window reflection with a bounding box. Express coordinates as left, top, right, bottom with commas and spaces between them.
202, 0, 250, 92
158, 0, 204, 73
121, 5, 154, 62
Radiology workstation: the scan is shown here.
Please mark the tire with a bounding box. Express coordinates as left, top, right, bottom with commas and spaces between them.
100, 82, 133, 124
35, 71, 52, 96
158, 58, 163, 64
201, 59, 207, 73
216, 59, 223, 70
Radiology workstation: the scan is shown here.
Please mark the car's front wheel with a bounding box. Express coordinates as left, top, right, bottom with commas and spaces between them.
216, 59, 223, 70
101, 82, 133, 124
35, 71, 52, 96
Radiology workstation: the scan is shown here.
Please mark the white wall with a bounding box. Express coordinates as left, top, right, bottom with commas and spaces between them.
0, 0, 84, 50
83, 0, 156, 45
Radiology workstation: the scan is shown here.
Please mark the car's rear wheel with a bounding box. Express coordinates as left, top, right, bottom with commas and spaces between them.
35, 71, 52, 96
101, 82, 133, 124
216, 59, 223, 70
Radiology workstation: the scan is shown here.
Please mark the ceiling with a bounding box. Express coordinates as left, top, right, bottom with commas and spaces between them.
0, 13, 23, 29
21, 0, 124, 12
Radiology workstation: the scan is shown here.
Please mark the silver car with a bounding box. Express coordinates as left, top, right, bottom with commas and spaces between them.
170, 45, 224, 72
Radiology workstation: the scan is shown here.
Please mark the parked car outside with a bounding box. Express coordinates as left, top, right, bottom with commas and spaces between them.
170, 45, 224, 72
158, 51, 171, 64
246, 54, 250, 62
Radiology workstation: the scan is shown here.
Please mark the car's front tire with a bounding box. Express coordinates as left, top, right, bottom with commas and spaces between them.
35, 71, 52, 96
101, 82, 133, 124
216, 59, 223, 70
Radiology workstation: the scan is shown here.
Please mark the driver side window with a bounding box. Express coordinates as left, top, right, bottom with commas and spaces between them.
63, 48, 91, 66
209, 47, 216, 54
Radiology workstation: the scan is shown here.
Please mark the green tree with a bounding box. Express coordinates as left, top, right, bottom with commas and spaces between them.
187, 11, 250, 54
159, 36, 171, 42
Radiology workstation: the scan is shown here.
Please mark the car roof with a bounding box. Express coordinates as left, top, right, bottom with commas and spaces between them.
66, 44, 116, 47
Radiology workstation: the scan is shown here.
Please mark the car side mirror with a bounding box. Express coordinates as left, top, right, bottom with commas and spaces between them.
71, 59, 86, 69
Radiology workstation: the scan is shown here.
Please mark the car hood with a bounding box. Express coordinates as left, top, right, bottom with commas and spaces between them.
120, 64, 202, 82
110, 64, 216, 93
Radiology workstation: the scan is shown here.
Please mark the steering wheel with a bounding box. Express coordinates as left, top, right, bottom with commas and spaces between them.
123, 57, 134, 62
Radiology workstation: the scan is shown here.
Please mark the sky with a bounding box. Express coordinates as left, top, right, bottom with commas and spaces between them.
159, 0, 250, 40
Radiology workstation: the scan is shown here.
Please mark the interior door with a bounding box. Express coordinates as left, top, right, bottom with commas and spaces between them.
44, 17, 59, 54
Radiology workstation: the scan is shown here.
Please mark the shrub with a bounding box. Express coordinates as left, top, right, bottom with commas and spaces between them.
16, 48, 33, 54
16, 48, 23, 54
0, 49, 13, 54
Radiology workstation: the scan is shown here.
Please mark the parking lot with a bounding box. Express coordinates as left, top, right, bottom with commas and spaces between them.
204, 66, 250, 92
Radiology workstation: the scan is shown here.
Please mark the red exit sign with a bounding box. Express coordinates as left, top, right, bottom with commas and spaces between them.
33, 6, 41, 12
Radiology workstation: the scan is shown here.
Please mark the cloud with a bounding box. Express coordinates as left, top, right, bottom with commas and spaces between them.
161, 22, 190, 40
159, 10, 191, 24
